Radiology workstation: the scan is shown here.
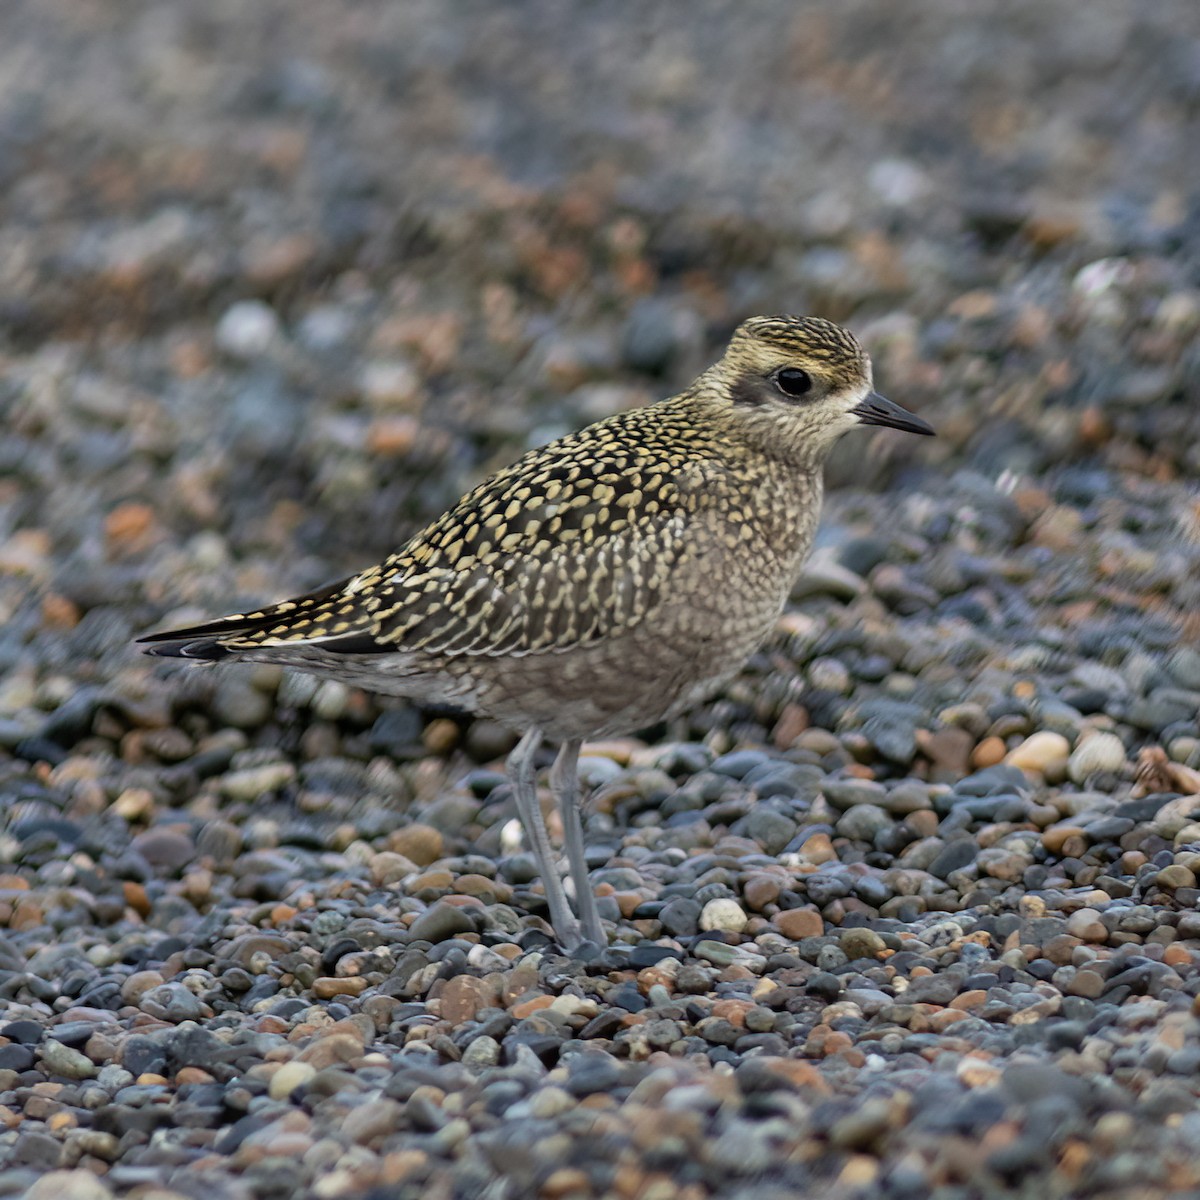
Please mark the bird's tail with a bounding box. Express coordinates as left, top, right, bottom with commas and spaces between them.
137, 575, 357, 660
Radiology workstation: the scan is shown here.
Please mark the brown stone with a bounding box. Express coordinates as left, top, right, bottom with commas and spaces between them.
502, 961, 540, 1005
120, 970, 164, 1005
175, 1067, 215, 1085
711, 999, 753, 1028
312, 977, 369, 1000
542, 1168, 591, 1198
123, 882, 152, 918
948, 989, 987, 1011
379, 1150, 429, 1186
1164, 944, 1194, 968
510, 994, 554, 1020
771, 703, 810, 750
612, 891, 647, 918
743, 874, 783, 911
439, 975, 490, 1024
1043, 826, 1087, 855
407, 870, 454, 895
455, 874, 510, 904
104, 501, 159, 555
971, 736, 1006, 769
41, 594, 81, 631
386, 824, 444, 866
296, 1032, 364, 1069
343, 1097, 404, 1145
367, 416, 421, 457
796, 833, 836, 865
776, 908, 823, 941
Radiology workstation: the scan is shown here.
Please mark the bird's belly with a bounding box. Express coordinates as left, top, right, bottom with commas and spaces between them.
460, 580, 788, 740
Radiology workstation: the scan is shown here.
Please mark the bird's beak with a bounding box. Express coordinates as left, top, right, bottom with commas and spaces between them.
852, 392, 935, 436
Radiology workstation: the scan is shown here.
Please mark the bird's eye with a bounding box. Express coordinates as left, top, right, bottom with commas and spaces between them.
775, 368, 813, 397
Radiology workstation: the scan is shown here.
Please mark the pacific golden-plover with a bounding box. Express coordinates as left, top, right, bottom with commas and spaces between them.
140, 315, 934, 948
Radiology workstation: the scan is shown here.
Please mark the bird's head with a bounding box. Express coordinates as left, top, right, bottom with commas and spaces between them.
703, 314, 934, 464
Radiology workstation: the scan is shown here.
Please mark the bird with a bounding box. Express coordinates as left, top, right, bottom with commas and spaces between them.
139, 314, 934, 949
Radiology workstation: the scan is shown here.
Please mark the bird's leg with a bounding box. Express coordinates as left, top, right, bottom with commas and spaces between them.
507, 728, 581, 947
550, 738, 605, 946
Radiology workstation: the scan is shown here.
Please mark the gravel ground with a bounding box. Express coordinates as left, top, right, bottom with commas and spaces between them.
2, 3, 1200, 1198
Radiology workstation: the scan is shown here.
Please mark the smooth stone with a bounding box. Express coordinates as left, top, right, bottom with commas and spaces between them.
408, 901, 476, 943
40, 1039, 98, 1079
130, 828, 195, 870
1068, 732, 1126, 783
387, 824, 445, 866
699, 898, 748, 934
24, 1170, 113, 1200
139, 983, 205, 1023
463, 1036, 501, 1069
841, 928, 886, 959
836, 805, 893, 841
928, 840, 978, 879
268, 1060, 317, 1100
1005, 732, 1070, 775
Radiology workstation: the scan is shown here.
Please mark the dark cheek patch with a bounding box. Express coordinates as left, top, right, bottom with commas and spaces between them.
729, 376, 770, 406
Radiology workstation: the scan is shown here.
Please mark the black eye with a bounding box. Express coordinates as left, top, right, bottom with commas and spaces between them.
775, 368, 812, 398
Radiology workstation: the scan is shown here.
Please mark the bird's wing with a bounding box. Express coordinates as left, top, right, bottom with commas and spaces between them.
139, 430, 704, 661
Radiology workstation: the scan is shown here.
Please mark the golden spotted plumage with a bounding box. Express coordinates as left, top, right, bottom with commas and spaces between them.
141, 314, 934, 946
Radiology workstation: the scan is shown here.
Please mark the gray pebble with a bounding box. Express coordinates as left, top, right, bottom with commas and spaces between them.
408, 901, 476, 943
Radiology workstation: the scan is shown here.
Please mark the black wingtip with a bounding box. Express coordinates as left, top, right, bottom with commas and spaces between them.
140, 638, 231, 661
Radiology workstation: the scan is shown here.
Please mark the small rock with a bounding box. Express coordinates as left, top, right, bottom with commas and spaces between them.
1005, 731, 1070, 776
387, 824, 444, 866
408, 901, 476, 942
699, 898, 748, 934
215, 300, 283, 359
463, 1036, 501, 1069
140, 983, 205, 1023
214, 680, 275, 735
312, 977, 369, 999
841, 928, 886, 959
25, 1170, 113, 1200
1066, 909, 1107, 941
220, 762, 296, 801
269, 1060, 317, 1100
40, 1039, 98, 1079
1068, 732, 1126, 783
120, 970, 165, 1005
130, 827, 195, 871
343, 1098, 404, 1143
775, 908, 823, 940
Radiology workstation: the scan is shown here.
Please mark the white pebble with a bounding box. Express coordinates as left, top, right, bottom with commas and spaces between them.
1068, 732, 1126, 783
215, 300, 282, 359
700, 897, 749, 934
360, 359, 421, 410
269, 1060, 316, 1100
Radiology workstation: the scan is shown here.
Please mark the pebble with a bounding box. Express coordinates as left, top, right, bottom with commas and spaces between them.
699, 898, 749, 934
408, 901, 476, 942
24, 1172, 113, 1200
1005, 731, 1071, 776
388, 824, 444, 866
40, 1039, 98, 1079
140, 983, 206, 1022
269, 1061, 317, 1100
1068, 732, 1126, 782
215, 300, 283, 359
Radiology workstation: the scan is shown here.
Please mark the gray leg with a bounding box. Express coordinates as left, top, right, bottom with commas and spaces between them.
551, 739, 605, 946
508, 728, 581, 947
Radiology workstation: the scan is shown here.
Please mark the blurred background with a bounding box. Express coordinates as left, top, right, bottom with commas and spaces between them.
0, 0, 1197, 713
1, 8, 1200, 1197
